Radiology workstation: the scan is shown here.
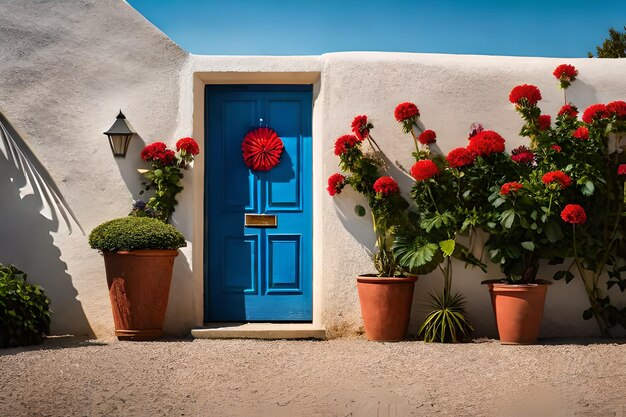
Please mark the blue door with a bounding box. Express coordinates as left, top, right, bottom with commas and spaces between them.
205, 85, 313, 322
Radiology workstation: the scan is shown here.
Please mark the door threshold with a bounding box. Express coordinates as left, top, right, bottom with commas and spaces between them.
191, 323, 326, 340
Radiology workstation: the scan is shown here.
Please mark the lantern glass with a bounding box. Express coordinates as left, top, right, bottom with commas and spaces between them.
107, 133, 133, 157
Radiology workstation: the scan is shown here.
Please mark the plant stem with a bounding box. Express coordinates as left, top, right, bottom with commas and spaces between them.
409, 129, 421, 157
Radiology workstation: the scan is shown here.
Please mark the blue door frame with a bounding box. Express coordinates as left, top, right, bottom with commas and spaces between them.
204, 84, 313, 322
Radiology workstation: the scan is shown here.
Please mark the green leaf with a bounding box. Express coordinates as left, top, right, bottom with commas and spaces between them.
439, 239, 456, 257
581, 181, 595, 196
545, 221, 564, 243
493, 197, 506, 208
553, 270, 574, 282
500, 209, 516, 229
582, 308, 593, 320
520, 241, 535, 251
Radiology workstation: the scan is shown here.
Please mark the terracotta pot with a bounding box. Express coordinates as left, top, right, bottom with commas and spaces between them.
356, 275, 418, 342
487, 281, 550, 345
103, 250, 178, 341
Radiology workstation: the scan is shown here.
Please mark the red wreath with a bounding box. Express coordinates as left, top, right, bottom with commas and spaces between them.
241, 127, 284, 171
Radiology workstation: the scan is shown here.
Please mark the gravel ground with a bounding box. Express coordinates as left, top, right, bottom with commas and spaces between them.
0, 337, 625, 417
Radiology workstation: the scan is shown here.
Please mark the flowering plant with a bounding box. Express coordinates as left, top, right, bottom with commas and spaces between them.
328, 116, 409, 277
485, 65, 626, 335
393, 104, 501, 342
135, 137, 200, 222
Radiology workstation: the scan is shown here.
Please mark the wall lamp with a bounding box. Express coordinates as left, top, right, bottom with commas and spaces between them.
103, 110, 134, 157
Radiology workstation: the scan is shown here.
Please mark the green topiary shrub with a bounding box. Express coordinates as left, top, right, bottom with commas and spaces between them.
88, 216, 186, 252
0, 264, 51, 348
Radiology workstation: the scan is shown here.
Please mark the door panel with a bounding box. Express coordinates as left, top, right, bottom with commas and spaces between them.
205, 85, 312, 322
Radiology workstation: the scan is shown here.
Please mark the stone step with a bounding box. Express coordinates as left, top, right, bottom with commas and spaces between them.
191, 323, 326, 340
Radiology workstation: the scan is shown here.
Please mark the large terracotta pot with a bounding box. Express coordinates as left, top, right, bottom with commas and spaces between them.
487, 281, 550, 345
356, 275, 418, 341
103, 250, 178, 341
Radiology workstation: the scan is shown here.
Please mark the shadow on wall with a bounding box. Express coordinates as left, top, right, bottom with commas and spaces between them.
0, 112, 94, 338
113, 131, 149, 204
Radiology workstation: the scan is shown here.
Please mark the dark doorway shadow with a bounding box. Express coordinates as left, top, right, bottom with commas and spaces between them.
0, 112, 94, 338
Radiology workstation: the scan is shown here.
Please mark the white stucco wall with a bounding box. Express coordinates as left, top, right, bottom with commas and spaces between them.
1, 0, 624, 339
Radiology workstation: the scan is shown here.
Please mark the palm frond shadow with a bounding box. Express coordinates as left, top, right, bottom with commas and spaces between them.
0, 112, 82, 235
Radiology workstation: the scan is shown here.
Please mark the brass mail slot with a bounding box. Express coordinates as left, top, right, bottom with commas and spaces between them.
244, 214, 277, 227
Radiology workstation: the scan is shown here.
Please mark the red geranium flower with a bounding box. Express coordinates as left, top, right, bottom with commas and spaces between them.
538, 114, 551, 130
511, 145, 534, 165
618, 164, 626, 176
551, 145, 562, 153
373, 176, 400, 196
161, 149, 176, 166
467, 130, 506, 157
394, 102, 420, 121
327, 173, 346, 196
542, 170, 572, 189
141, 141, 176, 165
500, 182, 523, 195
558, 104, 578, 119
176, 137, 200, 155
582, 104, 609, 124
418, 129, 437, 145
351, 115, 371, 141
607, 100, 626, 119
410, 160, 440, 181
334, 134, 360, 156
446, 147, 476, 168
561, 204, 587, 224
572, 126, 589, 140
553, 64, 578, 88
509, 84, 542, 106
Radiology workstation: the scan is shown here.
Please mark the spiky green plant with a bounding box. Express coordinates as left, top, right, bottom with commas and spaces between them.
418, 257, 473, 343
419, 292, 473, 343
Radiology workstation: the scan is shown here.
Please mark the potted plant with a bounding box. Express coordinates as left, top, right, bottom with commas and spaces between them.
328, 115, 412, 341
479, 67, 603, 344
89, 137, 199, 340
393, 106, 499, 343
89, 216, 186, 340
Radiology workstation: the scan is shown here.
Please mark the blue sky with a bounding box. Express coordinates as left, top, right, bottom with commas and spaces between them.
128, 0, 626, 57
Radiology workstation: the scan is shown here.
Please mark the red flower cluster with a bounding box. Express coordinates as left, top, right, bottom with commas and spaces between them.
607, 100, 626, 119
176, 137, 200, 155
558, 104, 578, 119
509, 84, 542, 106
542, 170, 572, 189
418, 129, 437, 145
446, 147, 476, 168
394, 102, 419, 122
410, 160, 440, 181
511, 145, 534, 165
551, 145, 562, 153
618, 164, 626, 176
500, 182, 523, 195
141, 142, 176, 165
334, 134, 361, 156
582, 104, 609, 124
467, 130, 505, 157
327, 173, 346, 196
561, 204, 586, 224
553, 64, 578, 82
351, 115, 370, 141
373, 176, 400, 196
538, 114, 551, 130
572, 126, 589, 140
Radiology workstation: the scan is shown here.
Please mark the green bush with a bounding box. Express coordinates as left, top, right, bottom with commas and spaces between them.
88, 216, 186, 251
0, 264, 51, 348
